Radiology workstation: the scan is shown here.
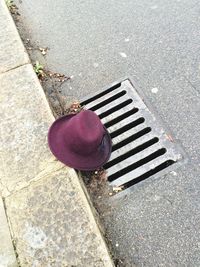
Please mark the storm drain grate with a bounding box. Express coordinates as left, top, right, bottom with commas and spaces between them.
81, 78, 185, 192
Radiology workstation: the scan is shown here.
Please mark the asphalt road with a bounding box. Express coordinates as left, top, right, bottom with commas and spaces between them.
16, 0, 200, 265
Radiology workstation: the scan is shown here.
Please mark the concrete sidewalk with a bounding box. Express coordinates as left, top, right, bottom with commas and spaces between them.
0, 1, 113, 266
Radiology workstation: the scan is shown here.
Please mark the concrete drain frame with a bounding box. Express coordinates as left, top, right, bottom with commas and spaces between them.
81, 78, 186, 195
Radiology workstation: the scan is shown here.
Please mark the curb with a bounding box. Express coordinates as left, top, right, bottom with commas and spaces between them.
0, 1, 114, 266
0, 198, 17, 267
0, 0, 29, 73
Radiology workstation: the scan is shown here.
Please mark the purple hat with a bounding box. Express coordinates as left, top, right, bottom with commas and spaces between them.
48, 110, 112, 170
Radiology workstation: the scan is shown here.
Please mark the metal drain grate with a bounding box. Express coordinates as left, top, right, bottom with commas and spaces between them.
81, 78, 185, 191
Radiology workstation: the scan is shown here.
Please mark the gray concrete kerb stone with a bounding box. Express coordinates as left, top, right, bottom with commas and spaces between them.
0, 198, 17, 267
0, 64, 59, 197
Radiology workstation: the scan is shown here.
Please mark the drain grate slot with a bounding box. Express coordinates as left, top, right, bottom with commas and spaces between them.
108, 148, 167, 182
122, 160, 175, 189
110, 117, 145, 138
99, 99, 132, 119
81, 82, 121, 106
105, 107, 139, 128
90, 90, 127, 111
110, 133, 155, 161
112, 127, 152, 151
82, 78, 185, 192
104, 137, 159, 169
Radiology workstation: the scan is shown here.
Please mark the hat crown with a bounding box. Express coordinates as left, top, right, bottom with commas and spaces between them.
65, 110, 105, 155
48, 109, 112, 170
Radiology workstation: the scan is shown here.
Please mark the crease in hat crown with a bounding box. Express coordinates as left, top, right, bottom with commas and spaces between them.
65, 110, 105, 155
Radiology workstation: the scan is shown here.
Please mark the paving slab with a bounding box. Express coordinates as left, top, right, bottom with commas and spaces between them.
0, 0, 29, 74
0, 64, 62, 197
5, 167, 113, 267
0, 198, 17, 267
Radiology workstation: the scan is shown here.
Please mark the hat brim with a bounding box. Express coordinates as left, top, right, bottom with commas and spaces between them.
48, 114, 112, 171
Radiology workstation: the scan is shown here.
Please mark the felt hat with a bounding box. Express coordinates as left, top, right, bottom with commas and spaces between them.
48, 110, 112, 170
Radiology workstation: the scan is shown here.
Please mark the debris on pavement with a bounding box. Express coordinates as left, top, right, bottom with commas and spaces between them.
6, 0, 19, 16
39, 47, 49, 56
45, 70, 70, 83
112, 185, 124, 193
165, 133, 174, 142
68, 101, 83, 113
151, 87, 158, 94
81, 168, 108, 197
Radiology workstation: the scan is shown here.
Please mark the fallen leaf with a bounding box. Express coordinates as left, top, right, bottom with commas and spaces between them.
39, 47, 48, 56
113, 186, 124, 192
